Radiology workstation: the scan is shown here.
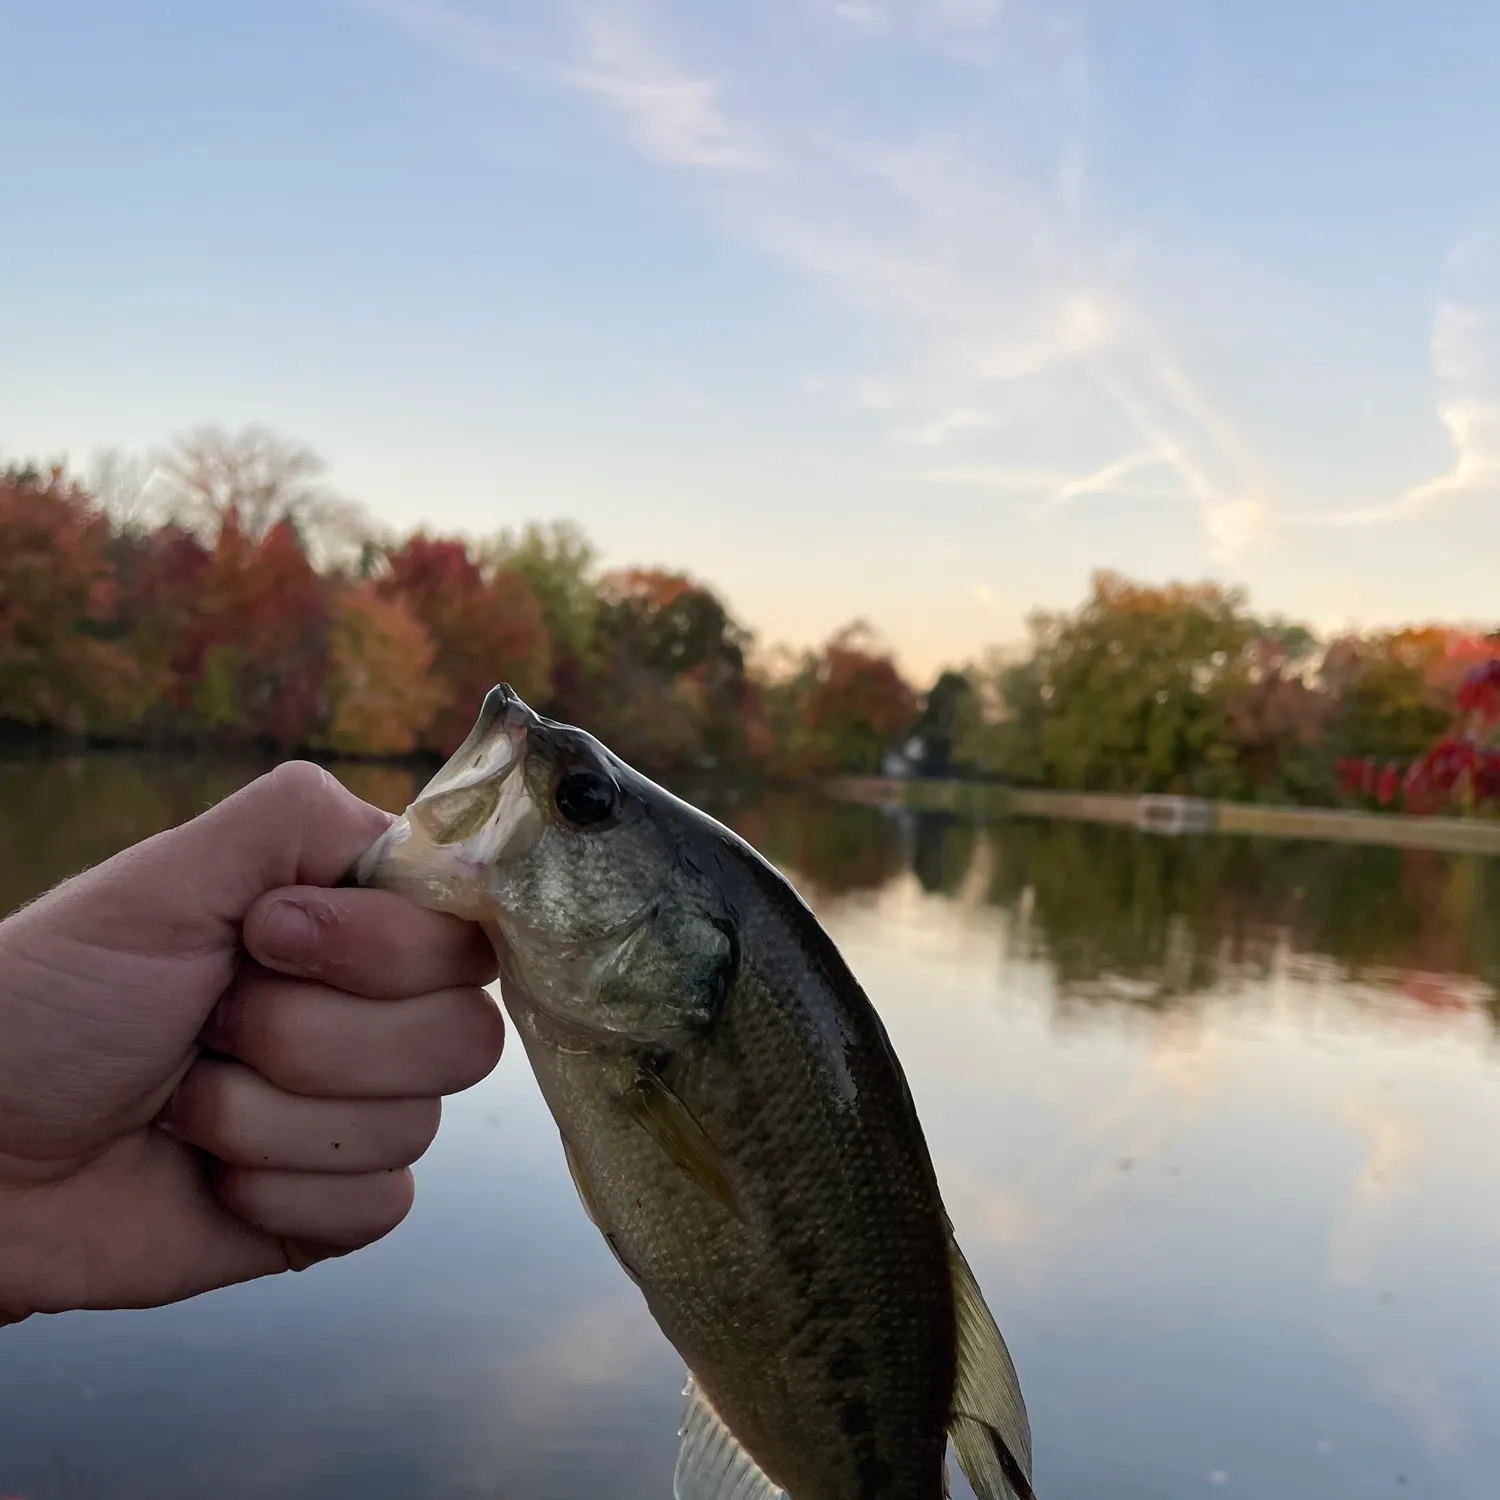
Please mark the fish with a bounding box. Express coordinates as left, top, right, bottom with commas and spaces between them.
355, 684, 1036, 1500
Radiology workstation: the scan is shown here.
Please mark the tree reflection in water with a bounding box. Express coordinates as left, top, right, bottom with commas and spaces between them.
5, 757, 1499, 1031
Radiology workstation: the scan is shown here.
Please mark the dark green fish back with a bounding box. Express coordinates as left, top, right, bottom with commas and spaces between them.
629, 824, 958, 1498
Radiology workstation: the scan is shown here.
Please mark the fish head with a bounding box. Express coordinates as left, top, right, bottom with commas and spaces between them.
357, 684, 734, 1041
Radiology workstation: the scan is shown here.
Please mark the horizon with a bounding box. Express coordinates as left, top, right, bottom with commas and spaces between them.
4, 1, 1499, 679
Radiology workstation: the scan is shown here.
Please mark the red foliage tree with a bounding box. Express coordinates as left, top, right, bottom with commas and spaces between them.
206, 513, 332, 746
114, 523, 213, 726
0, 465, 136, 732
1337, 653, 1500, 816
379, 534, 551, 755
126, 509, 332, 746
797, 625, 919, 775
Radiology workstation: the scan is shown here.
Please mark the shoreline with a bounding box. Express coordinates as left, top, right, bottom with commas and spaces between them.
827, 775, 1500, 856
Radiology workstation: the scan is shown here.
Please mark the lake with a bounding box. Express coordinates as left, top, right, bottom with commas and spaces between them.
3, 753, 1500, 1498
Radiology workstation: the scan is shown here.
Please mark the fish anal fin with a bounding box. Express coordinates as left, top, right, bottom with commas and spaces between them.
947, 1235, 1035, 1500
623, 1069, 741, 1218
951, 1416, 1036, 1500
675, 1372, 784, 1500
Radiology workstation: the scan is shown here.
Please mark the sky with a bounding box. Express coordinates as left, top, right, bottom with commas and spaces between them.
3, 0, 1499, 680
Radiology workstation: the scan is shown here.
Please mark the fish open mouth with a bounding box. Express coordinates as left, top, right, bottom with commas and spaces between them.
355, 684, 544, 916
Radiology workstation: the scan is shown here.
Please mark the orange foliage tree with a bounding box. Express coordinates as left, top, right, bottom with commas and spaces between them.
321, 584, 446, 756
0, 465, 136, 733
379, 535, 551, 755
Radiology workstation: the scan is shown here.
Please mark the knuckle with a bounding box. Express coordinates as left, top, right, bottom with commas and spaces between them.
261, 759, 335, 809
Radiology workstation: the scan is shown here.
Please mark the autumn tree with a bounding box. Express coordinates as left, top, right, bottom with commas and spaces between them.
1322, 629, 1451, 764
484, 521, 604, 727
379, 534, 551, 755
595, 568, 762, 771
485, 521, 602, 671
789, 623, 918, 776
321, 584, 446, 756
111, 522, 213, 731
1017, 573, 1257, 796
1222, 630, 1334, 802
187, 511, 333, 746
0, 464, 136, 733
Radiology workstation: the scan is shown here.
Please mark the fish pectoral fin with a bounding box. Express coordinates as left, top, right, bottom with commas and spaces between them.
947, 1234, 1036, 1500
560, 1135, 603, 1229
675, 1372, 784, 1500
623, 1069, 741, 1218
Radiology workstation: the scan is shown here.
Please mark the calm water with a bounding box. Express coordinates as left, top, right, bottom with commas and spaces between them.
4, 755, 1500, 1499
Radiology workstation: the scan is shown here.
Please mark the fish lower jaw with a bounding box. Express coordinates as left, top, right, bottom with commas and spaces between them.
357, 827, 494, 919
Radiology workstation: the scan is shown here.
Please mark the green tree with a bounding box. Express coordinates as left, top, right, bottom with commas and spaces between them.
483, 521, 602, 673
1001, 572, 1257, 795
953, 649, 1048, 783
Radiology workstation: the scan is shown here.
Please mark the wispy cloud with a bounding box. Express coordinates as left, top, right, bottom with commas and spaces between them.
565, 10, 770, 170
363, 1, 1479, 571
1312, 239, 1500, 528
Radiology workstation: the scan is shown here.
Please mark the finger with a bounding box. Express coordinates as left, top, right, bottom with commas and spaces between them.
243, 886, 498, 998
161, 1059, 441, 1173
216, 1165, 415, 1249
205, 968, 504, 1099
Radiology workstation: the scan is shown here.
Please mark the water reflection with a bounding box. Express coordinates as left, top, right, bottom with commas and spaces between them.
752, 799, 1500, 1028
3, 757, 1500, 1498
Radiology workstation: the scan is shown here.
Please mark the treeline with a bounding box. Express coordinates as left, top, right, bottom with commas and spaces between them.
4, 427, 1497, 808
925, 574, 1500, 812
0, 428, 916, 778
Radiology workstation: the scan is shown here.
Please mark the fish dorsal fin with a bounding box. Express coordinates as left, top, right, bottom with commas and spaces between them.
623, 1069, 741, 1218
674, 1373, 785, 1500
947, 1234, 1036, 1500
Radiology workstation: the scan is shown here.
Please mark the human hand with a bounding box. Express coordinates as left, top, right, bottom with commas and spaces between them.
0, 762, 504, 1323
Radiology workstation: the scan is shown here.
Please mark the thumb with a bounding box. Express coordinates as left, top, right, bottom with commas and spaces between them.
11, 762, 394, 960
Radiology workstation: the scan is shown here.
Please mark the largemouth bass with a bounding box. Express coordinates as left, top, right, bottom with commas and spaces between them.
356, 685, 1036, 1500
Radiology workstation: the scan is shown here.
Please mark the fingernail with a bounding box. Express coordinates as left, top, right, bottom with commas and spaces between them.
258, 897, 317, 965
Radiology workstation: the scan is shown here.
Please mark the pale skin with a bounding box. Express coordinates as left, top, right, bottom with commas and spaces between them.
0, 761, 505, 1325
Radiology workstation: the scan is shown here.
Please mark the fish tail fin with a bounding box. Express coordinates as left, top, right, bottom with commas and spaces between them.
946, 1234, 1036, 1500
674, 1371, 785, 1500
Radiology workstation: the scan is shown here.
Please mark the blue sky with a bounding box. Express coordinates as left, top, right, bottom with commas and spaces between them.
3, 0, 1499, 678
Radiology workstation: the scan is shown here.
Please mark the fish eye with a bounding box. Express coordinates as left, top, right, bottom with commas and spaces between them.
554, 769, 619, 828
